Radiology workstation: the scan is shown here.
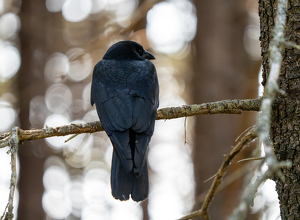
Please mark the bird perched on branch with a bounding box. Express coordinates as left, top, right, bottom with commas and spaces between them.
91, 41, 159, 202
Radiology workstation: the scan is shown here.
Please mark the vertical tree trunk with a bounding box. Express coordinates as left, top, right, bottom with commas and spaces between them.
18, 1, 64, 219
192, 1, 259, 219
259, 0, 300, 219
18, 3, 47, 219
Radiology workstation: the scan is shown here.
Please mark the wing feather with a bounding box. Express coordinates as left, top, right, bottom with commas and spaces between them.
91, 59, 159, 179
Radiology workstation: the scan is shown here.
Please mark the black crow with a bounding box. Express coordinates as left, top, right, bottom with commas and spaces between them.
91, 41, 159, 202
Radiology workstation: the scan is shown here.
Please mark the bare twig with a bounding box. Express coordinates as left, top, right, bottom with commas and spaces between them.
195, 164, 251, 206
229, 160, 291, 220
179, 126, 257, 220
0, 135, 11, 149
156, 98, 260, 120
203, 173, 218, 184
0, 121, 103, 148
237, 156, 265, 164
284, 41, 300, 50
64, 133, 79, 143
0, 204, 9, 220
4, 127, 18, 220
0, 99, 260, 148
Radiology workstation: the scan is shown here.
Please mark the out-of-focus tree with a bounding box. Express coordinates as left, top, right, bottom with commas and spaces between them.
18, 1, 62, 218
192, 0, 260, 219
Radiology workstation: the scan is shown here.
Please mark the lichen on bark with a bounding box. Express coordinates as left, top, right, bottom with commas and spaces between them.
259, 0, 300, 218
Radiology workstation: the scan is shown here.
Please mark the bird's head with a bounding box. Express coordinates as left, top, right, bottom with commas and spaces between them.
103, 41, 155, 61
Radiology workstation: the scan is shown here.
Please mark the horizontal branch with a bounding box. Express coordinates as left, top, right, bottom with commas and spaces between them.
156, 98, 260, 120
0, 98, 260, 148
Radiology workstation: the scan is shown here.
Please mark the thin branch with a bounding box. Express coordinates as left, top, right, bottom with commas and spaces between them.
284, 41, 300, 50
0, 121, 103, 148
195, 164, 250, 207
0, 99, 260, 148
179, 126, 257, 220
4, 127, 18, 220
0, 204, 8, 220
228, 160, 291, 220
156, 98, 260, 120
237, 156, 265, 164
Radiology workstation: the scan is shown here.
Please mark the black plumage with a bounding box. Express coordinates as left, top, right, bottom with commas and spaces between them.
91, 41, 159, 202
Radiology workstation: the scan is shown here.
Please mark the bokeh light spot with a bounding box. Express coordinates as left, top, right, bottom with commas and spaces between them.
110, 204, 143, 220
44, 53, 69, 83
42, 189, 72, 219
0, 0, 3, 14
46, 0, 66, 13
29, 95, 48, 128
44, 114, 70, 150
244, 24, 261, 60
90, 0, 107, 14
146, 0, 197, 54
0, 44, 20, 81
62, 0, 92, 22
0, 101, 16, 132
67, 48, 93, 82
149, 189, 185, 220
83, 168, 110, 203
114, 0, 138, 27
81, 203, 109, 220
0, 13, 20, 39
43, 166, 70, 191
45, 84, 72, 113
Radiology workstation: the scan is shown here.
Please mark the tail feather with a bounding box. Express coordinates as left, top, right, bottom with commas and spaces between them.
131, 161, 149, 202
133, 133, 150, 177
111, 150, 133, 200
110, 131, 133, 173
111, 150, 149, 202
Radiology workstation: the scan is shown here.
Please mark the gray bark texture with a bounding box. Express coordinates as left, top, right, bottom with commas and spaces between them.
259, 0, 300, 219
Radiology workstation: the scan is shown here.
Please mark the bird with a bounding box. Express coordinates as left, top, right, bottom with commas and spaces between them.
91, 41, 159, 202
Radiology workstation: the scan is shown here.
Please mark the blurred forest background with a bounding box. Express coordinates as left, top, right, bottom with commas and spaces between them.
0, 0, 275, 219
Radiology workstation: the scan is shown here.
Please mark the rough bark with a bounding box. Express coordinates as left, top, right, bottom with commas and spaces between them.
259, 0, 300, 219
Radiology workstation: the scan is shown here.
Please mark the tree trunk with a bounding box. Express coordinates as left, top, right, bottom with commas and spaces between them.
18, 1, 64, 219
192, 0, 259, 219
259, 0, 300, 219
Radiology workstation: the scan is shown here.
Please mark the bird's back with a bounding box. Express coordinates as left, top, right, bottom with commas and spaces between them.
91, 44, 159, 201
